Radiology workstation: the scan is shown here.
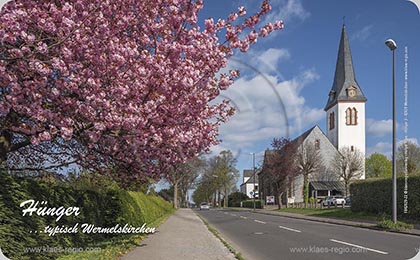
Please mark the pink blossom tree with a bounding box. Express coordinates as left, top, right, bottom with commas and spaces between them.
0, 0, 283, 179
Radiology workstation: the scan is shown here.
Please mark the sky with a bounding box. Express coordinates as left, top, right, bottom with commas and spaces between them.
199, 0, 420, 189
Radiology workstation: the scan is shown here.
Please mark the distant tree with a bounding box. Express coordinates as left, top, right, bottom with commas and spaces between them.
265, 138, 298, 209
397, 141, 420, 175
228, 191, 249, 207
366, 153, 392, 178
203, 150, 239, 207
178, 156, 206, 207
331, 147, 364, 196
167, 156, 206, 209
192, 181, 214, 206
296, 142, 322, 207
158, 186, 174, 202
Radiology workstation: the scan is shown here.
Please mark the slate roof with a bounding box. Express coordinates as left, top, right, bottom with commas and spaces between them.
243, 169, 254, 178
241, 169, 259, 186
325, 25, 367, 111
310, 181, 345, 192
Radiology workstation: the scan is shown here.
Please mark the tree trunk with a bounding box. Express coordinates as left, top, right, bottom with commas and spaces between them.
224, 186, 228, 207
303, 174, 308, 208
277, 192, 284, 209
345, 180, 349, 197
218, 190, 221, 208
173, 181, 179, 209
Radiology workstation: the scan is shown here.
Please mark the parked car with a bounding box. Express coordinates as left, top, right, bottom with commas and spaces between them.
200, 202, 210, 210
322, 196, 345, 207
345, 196, 351, 205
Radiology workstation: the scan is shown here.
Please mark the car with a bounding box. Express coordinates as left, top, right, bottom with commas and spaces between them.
322, 196, 345, 207
345, 196, 351, 205
200, 202, 210, 210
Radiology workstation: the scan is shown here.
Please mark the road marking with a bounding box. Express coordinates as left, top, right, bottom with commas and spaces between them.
240, 216, 247, 219
278, 225, 301, 233
231, 214, 237, 217
254, 232, 264, 235
254, 220, 266, 224
329, 239, 388, 255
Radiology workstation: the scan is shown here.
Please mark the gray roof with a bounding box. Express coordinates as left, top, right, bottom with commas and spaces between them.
310, 181, 345, 192
241, 169, 259, 186
325, 25, 367, 111
243, 169, 254, 178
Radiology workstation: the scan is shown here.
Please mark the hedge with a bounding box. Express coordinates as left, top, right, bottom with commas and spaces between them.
241, 200, 264, 209
350, 175, 420, 219
0, 170, 173, 260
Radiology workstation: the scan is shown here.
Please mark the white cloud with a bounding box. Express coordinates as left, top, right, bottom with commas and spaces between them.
351, 25, 374, 42
366, 118, 393, 137
267, 0, 310, 23
254, 48, 290, 73
212, 66, 323, 155
366, 142, 392, 158
366, 138, 418, 159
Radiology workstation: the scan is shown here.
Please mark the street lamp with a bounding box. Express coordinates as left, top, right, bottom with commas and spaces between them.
385, 38, 397, 224
251, 152, 256, 211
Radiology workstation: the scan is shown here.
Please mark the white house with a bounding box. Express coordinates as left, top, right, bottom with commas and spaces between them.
240, 169, 259, 199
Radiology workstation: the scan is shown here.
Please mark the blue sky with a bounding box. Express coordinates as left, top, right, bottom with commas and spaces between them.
200, 0, 420, 188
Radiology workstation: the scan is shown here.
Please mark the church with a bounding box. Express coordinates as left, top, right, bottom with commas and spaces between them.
257, 25, 367, 204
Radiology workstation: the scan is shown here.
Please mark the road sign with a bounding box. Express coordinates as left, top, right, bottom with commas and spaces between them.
266, 196, 275, 204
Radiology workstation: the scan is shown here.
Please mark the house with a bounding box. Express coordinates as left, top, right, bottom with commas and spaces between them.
240, 169, 259, 199
258, 25, 366, 204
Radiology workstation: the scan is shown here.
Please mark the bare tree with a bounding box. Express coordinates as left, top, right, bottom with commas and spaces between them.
265, 138, 299, 209
296, 142, 322, 207
167, 156, 206, 209
331, 146, 364, 196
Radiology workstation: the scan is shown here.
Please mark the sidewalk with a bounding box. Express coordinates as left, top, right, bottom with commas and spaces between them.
232, 207, 420, 236
121, 209, 236, 260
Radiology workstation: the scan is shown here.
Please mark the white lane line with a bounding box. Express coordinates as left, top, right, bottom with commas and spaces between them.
231, 214, 237, 217
240, 216, 248, 219
329, 239, 388, 255
254, 220, 266, 224
278, 225, 301, 233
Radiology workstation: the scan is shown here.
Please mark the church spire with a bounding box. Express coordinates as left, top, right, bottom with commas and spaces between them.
324, 25, 367, 111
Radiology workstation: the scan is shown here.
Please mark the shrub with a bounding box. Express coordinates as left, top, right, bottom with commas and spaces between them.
350, 175, 420, 219
0, 170, 173, 260
228, 192, 249, 207
241, 200, 264, 209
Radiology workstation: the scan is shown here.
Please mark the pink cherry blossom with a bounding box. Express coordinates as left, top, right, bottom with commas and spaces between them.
0, 0, 284, 180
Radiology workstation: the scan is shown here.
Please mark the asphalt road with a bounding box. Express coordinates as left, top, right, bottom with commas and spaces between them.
195, 208, 420, 260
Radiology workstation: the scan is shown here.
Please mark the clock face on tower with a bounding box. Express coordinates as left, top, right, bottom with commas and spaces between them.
348, 87, 356, 97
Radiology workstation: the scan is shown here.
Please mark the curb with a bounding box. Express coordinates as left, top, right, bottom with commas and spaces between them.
230, 207, 420, 237
194, 211, 245, 260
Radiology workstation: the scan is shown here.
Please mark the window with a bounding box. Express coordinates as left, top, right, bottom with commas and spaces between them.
351, 145, 354, 152
346, 107, 358, 125
315, 139, 320, 150
329, 112, 335, 130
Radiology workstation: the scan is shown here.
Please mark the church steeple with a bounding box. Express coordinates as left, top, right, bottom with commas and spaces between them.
324, 25, 367, 111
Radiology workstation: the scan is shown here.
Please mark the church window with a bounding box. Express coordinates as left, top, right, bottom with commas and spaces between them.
315, 139, 320, 150
346, 107, 358, 125
329, 112, 335, 130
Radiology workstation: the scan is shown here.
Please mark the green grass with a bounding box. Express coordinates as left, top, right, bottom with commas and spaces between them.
277, 207, 386, 222
196, 213, 246, 260
57, 212, 173, 260
377, 219, 414, 231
